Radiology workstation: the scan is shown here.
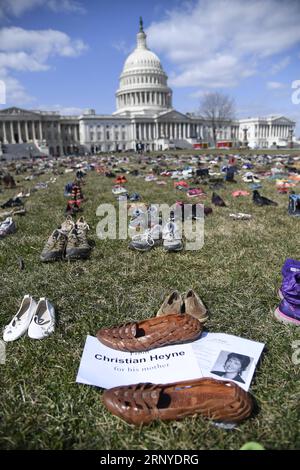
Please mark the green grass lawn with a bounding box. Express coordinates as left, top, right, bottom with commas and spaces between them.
0, 158, 299, 450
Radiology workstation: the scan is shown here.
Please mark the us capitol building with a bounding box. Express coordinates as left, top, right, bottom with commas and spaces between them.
0, 19, 296, 157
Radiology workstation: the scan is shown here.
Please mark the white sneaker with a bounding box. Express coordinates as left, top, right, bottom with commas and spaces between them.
3, 295, 37, 342
162, 222, 183, 251
28, 298, 55, 339
0, 217, 16, 238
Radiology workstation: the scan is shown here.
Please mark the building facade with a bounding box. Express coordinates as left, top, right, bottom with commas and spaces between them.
0, 19, 296, 157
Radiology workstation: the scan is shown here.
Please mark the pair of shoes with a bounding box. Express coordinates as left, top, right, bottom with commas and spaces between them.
0, 217, 16, 238
274, 258, 300, 325
3, 295, 55, 341
115, 175, 127, 184
102, 377, 253, 425
129, 221, 183, 252
40, 216, 91, 262
253, 190, 278, 206
156, 290, 207, 322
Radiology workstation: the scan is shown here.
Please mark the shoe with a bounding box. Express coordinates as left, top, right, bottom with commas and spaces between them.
59, 215, 75, 235
112, 185, 127, 196
0, 197, 23, 209
129, 192, 140, 201
129, 225, 162, 252
40, 229, 67, 262
249, 183, 262, 190
65, 201, 82, 216
274, 299, 300, 326
0, 217, 16, 238
232, 190, 250, 197
274, 258, 300, 326
65, 224, 91, 260
229, 213, 252, 220
253, 190, 278, 206
3, 295, 37, 342
102, 377, 253, 425
156, 291, 183, 317
28, 298, 55, 339
187, 188, 206, 198
212, 192, 226, 207
97, 313, 203, 352
162, 222, 183, 251
183, 290, 207, 322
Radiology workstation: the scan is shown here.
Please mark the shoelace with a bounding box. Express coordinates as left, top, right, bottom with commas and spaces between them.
132, 229, 155, 246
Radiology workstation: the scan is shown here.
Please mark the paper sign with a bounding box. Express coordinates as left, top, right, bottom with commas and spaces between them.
76, 333, 265, 391
76, 335, 203, 389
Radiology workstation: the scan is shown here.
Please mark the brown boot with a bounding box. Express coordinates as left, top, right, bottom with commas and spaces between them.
156, 291, 183, 317
183, 290, 207, 322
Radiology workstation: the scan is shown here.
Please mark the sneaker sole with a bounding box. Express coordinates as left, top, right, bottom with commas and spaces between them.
274, 307, 300, 326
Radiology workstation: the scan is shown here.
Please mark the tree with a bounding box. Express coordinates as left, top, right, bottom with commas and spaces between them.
199, 92, 235, 146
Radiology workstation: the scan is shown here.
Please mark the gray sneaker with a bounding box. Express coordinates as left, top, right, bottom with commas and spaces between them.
40, 229, 67, 262
0, 217, 16, 239
129, 225, 162, 252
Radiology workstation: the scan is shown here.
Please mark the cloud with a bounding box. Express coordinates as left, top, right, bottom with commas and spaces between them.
271, 56, 291, 75
147, 0, 300, 89
267, 81, 287, 89
0, 0, 85, 18
112, 40, 133, 55
0, 26, 88, 104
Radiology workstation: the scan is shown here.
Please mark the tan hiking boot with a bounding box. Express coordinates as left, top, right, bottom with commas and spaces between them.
183, 289, 207, 322
156, 291, 183, 317
40, 229, 67, 262
65, 225, 91, 260
60, 215, 75, 235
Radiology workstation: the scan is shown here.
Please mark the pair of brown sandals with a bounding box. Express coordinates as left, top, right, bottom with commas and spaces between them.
97, 291, 253, 426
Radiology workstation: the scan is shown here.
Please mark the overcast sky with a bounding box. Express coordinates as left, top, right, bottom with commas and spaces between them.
0, 0, 299, 134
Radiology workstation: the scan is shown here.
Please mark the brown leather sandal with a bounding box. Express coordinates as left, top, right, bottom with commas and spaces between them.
103, 377, 253, 425
96, 313, 202, 352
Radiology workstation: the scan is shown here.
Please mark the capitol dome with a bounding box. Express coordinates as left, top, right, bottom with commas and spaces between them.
114, 18, 173, 116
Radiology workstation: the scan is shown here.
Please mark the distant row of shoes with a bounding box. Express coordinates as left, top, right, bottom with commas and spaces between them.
40, 216, 91, 262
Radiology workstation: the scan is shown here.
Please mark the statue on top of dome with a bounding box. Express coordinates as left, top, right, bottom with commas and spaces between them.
139, 16, 144, 32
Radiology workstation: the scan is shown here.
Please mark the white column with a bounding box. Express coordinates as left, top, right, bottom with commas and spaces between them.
10, 122, 15, 143
32, 121, 36, 141
39, 121, 43, 140
2, 121, 7, 143
25, 121, 29, 142
17, 121, 23, 143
